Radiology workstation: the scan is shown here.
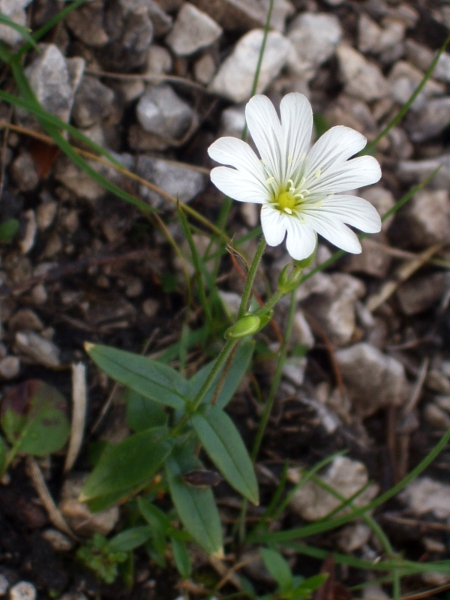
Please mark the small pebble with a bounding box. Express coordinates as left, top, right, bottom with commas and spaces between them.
0, 356, 20, 379
9, 582, 36, 600
41, 528, 75, 552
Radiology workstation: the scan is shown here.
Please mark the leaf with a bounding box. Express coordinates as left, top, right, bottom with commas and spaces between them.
260, 548, 293, 591
126, 389, 168, 432
80, 427, 174, 503
171, 537, 191, 578
138, 497, 171, 533
0, 14, 39, 50
189, 340, 254, 409
165, 446, 223, 557
108, 526, 153, 552
85, 343, 188, 410
1, 380, 70, 456
191, 405, 259, 505
0, 219, 19, 243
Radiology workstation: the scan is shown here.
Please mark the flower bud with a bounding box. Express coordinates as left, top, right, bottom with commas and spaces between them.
225, 315, 261, 339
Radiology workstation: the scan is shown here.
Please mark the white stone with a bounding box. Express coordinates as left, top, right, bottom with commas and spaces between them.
287, 13, 342, 80
338, 523, 371, 553
405, 97, 450, 143
400, 477, 450, 519
136, 84, 193, 139
194, 54, 216, 85
19, 44, 84, 128
166, 3, 222, 56
36, 201, 58, 231
147, 44, 172, 73
288, 456, 379, 521
137, 156, 205, 207
0, 356, 20, 379
335, 343, 409, 417
58, 473, 119, 536
19, 210, 37, 254
9, 582, 36, 600
259, 0, 295, 33
337, 44, 390, 101
15, 331, 60, 367
208, 29, 291, 103
220, 104, 246, 138
10, 151, 39, 192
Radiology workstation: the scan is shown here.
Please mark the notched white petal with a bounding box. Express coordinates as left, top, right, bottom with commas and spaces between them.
320, 195, 381, 233
210, 167, 267, 203
308, 155, 381, 195
304, 213, 362, 254
260, 205, 287, 246
208, 137, 265, 184
280, 93, 313, 180
306, 126, 368, 177
285, 219, 317, 261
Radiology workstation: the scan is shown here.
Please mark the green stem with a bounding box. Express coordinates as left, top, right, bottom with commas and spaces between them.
251, 289, 296, 460
238, 237, 266, 318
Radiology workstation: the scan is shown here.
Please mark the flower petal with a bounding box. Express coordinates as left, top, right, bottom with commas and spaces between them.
245, 95, 284, 182
319, 195, 381, 233
306, 126, 368, 177
285, 218, 318, 261
303, 212, 362, 254
307, 156, 381, 195
279, 93, 313, 181
208, 137, 266, 185
210, 167, 267, 203
260, 205, 287, 246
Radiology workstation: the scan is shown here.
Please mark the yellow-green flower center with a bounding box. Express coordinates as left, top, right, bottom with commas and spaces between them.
277, 191, 297, 214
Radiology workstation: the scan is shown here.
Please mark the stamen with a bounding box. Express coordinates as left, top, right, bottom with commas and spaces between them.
288, 156, 293, 163
284, 207, 293, 215
266, 176, 275, 184
315, 169, 321, 179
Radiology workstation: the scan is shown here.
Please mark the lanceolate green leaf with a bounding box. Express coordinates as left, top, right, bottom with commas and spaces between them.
189, 340, 254, 409
165, 446, 223, 557
85, 343, 188, 410
108, 526, 153, 553
80, 427, 174, 503
191, 405, 259, 505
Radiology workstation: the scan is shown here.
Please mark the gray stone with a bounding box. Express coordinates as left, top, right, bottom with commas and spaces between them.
400, 477, 450, 519
397, 155, 450, 190
58, 473, 119, 536
136, 84, 194, 139
324, 95, 377, 136
18, 44, 84, 130
190, 0, 265, 31
258, 0, 295, 33
9, 582, 36, 600
146, 44, 172, 74
98, 0, 154, 71
14, 331, 60, 368
401, 189, 450, 248
36, 200, 58, 231
220, 104, 246, 138
298, 273, 365, 346
282, 356, 307, 386
335, 343, 409, 417
19, 210, 37, 254
337, 44, 390, 101
72, 76, 115, 128
288, 456, 379, 521
9, 309, 44, 332
41, 528, 75, 552
148, 0, 172, 37
287, 13, 342, 80
10, 151, 39, 192
53, 156, 105, 202
404, 97, 450, 143
137, 156, 205, 208
292, 310, 315, 350
397, 272, 450, 315
65, 0, 109, 47
338, 523, 371, 553
194, 54, 216, 84
423, 403, 450, 429
166, 3, 222, 56
0, 574, 8, 595
406, 39, 450, 84
209, 29, 290, 102
0, 356, 20, 379
365, 186, 396, 232
388, 61, 444, 110
343, 235, 392, 279
386, 127, 414, 160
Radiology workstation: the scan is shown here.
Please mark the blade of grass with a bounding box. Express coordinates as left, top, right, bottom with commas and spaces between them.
365, 35, 450, 153
0, 16, 39, 51
250, 426, 450, 544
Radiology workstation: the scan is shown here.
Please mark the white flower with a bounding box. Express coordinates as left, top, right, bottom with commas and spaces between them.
208, 93, 382, 261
